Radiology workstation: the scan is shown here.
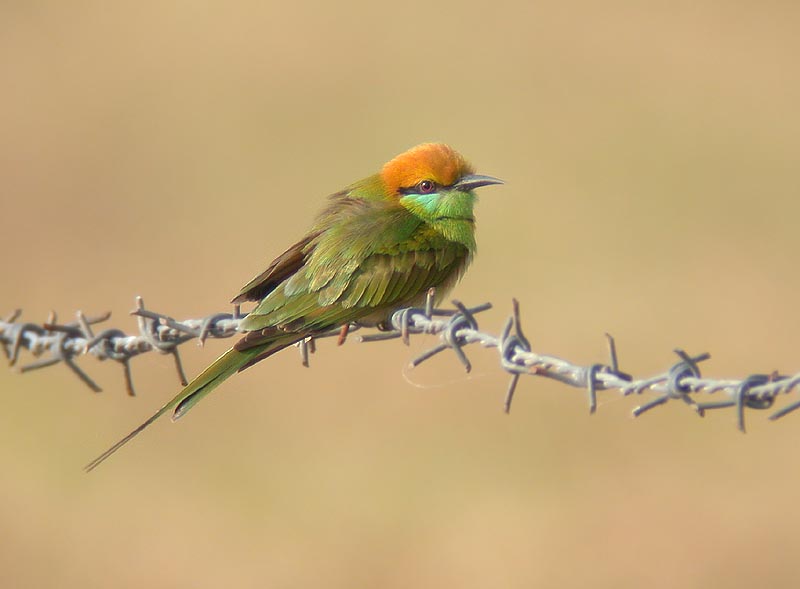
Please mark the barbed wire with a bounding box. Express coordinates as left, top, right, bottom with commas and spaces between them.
3, 293, 800, 431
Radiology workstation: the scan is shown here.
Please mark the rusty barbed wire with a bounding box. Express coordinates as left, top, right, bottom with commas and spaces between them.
3, 293, 800, 430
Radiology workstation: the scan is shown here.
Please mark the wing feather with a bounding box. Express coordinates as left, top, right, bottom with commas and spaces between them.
232, 232, 320, 304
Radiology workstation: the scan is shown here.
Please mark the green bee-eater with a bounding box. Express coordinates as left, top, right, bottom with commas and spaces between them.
86, 143, 502, 471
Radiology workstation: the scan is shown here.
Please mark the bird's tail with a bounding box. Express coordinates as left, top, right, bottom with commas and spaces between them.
85, 335, 296, 472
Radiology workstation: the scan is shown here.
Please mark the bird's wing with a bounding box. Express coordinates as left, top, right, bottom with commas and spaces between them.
240, 240, 469, 336
231, 231, 321, 304
230, 190, 374, 304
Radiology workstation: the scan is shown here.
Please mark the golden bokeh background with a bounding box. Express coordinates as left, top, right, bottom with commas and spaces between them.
2, 1, 800, 587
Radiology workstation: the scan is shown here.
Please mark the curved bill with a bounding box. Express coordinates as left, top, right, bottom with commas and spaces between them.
453, 174, 504, 191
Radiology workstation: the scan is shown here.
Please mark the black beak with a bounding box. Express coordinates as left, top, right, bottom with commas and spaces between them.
453, 174, 504, 191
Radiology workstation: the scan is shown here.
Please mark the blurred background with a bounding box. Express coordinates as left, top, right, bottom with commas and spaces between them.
2, 1, 800, 587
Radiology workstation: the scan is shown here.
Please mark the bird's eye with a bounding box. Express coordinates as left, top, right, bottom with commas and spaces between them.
417, 180, 436, 194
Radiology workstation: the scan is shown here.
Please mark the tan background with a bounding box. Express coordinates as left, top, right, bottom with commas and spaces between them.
2, 1, 800, 587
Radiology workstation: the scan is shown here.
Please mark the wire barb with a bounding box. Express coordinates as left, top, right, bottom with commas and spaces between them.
3, 297, 800, 428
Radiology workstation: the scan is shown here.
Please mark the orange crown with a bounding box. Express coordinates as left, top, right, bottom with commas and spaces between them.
380, 143, 475, 197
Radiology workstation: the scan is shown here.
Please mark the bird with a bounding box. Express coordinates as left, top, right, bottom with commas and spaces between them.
85, 143, 502, 471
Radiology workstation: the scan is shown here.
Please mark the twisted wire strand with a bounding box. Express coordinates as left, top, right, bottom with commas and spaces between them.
2, 294, 799, 429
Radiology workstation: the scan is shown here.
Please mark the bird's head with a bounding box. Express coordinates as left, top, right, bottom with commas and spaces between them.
380, 143, 502, 244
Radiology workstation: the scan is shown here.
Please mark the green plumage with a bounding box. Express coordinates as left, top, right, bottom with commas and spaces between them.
85, 143, 501, 471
